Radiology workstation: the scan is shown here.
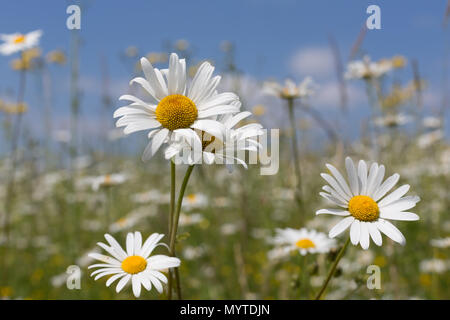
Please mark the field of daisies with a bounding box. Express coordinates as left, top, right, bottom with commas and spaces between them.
0, 20, 449, 300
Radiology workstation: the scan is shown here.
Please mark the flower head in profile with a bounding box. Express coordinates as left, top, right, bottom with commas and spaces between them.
316, 157, 420, 249
0, 30, 42, 56
165, 109, 263, 168
268, 228, 336, 258
114, 53, 240, 161
263, 77, 315, 100
345, 56, 392, 80
88, 232, 180, 298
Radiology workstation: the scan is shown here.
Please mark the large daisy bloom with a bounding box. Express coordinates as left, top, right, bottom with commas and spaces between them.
88, 232, 180, 298
165, 108, 264, 167
114, 53, 240, 160
316, 157, 420, 250
269, 228, 336, 258
0, 30, 42, 55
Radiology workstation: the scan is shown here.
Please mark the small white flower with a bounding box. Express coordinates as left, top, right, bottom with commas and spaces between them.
0, 30, 42, 55
417, 130, 444, 149
374, 113, 412, 128
263, 77, 315, 100
268, 228, 336, 258
89, 174, 127, 191
317, 157, 420, 249
419, 259, 449, 274
430, 237, 450, 248
88, 232, 180, 298
345, 56, 392, 80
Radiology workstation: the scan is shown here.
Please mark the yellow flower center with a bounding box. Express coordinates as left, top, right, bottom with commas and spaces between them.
121, 256, 147, 274
13, 35, 25, 44
295, 238, 315, 249
155, 94, 198, 131
348, 195, 379, 222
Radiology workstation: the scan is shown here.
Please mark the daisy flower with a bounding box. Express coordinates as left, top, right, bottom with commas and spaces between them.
165, 109, 263, 167
345, 56, 392, 80
263, 77, 315, 100
269, 228, 336, 258
88, 232, 180, 298
0, 30, 42, 55
316, 157, 420, 249
114, 52, 240, 161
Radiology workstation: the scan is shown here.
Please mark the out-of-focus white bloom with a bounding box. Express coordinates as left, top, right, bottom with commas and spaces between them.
422, 116, 442, 129
79, 173, 127, 191
430, 237, 450, 248
107, 128, 126, 141
178, 213, 204, 227
109, 205, 158, 233
374, 113, 412, 128
182, 245, 208, 260
417, 130, 444, 148
220, 223, 240, 235
132, 189, 170, 205
53, 130, 71, 143
0, 30, 42, 55
419, 259, 449, 274
268, 228, 336, 258
345, 56, 392, 80
182, 193, 209, 210
263, 77, 316, 100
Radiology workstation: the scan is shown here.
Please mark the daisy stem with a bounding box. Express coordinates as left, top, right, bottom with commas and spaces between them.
167, 160, 176, 300
168, 164, 195, 299
315, 237, 350, 300
287, 98, 303, 209
3, 69, 27, 242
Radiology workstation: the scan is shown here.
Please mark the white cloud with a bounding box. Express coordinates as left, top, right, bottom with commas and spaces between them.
289, 46, 334, 78
311, 80, 366, 110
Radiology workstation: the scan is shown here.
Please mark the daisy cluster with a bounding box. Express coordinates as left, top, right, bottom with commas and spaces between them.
114, 53, 264, 166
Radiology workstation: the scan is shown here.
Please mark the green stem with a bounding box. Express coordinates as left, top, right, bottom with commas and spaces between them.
315, 238, 350, 300
167, 161, 176, 300
287, 98, 303, 208
168, 164, 195, 299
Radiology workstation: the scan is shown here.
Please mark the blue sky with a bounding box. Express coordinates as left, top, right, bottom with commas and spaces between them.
0, 0, 448, 150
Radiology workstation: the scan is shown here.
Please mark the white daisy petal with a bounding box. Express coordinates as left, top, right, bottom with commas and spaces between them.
88, 253, 121, 265
116, 274, 131, 293
365, 163, 379, 196
132, 275, 142, 298
380, 211, 419, 221
326, 164, 353, 199
368, 222, 382, 246
321, 173, 351, 201
141, 128, 169, 161
358, 160, 368, 195
372, 173, 400, 201
126, 232, 134, 256
315, 209, 350, 216
106, 273, 126, 287
134, 231, 142, 256
376, 219, 406, 245
380, 196, 420, 212
350, 219, 361, 245
359, 222, 370, 249
345, 157, 359, 195
329, 216, 354, 238
377, 184, 410, 207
